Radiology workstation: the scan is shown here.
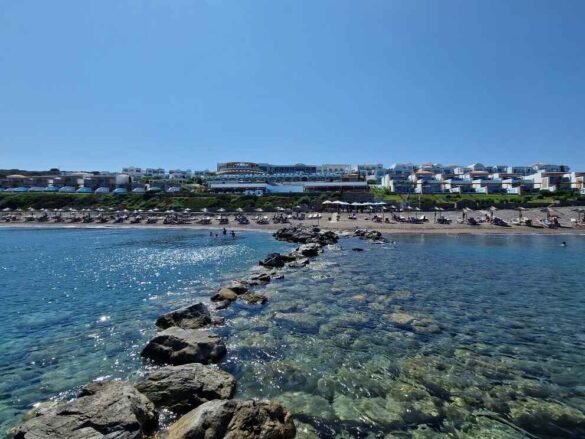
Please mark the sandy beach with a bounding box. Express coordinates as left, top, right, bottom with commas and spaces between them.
2, 206, 583, 235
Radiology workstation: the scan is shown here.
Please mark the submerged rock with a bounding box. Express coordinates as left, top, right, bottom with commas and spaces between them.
288, 258, 310, 268
136, 363, 236, 414
388, 312, 441, 334
166, 399, 296, 439
273, 312, 322, 331
11, 381, 157, 439
294, 421, 320, 439
240, 293, 268, 305
141, 327, 226, 365
156, 303, 212, 330
508, 399, 585, 436
276, 391, 335, 420
251, 273, 272, 283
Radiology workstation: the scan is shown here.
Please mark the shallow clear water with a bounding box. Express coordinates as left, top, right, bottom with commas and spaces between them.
217, 234, 585, 438
1, 229, 584, 438
0, 227, 291, 435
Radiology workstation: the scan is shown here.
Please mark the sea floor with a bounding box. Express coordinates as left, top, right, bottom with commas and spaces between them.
1, 229, 584, 438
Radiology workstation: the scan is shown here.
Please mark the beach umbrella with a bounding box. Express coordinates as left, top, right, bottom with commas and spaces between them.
540, 206, 559, 220
322, 200, 332, 205
2, 207, 11, 212
237, 207, 244, 212
201, 208, 208, 213
217, 208, 226, 212
489, 206, 497, 221
516, 206, 526, 221
255, 208, 264, 212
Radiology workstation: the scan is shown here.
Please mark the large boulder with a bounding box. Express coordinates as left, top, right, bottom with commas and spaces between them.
141, 328, 226, 365
166, 399, 296, 439
292, 243, 322, 258
354, 229, 387, 243
156, 303, 212, 330
273, 226, 338, 246
136, 364, 236, 415
11, 381, 157, 439
226, 282, 249, 295
211, 288, 239, 303
259, 253, 293, 268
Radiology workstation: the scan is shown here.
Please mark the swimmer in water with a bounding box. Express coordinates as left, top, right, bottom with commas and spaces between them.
561, 241, 567, 247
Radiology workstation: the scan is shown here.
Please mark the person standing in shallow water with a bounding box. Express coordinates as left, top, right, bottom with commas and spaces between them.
222, 227, 227, 236
231, 230, 236, 239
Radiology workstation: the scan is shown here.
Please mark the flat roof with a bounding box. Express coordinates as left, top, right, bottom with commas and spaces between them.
209, 183, 268, 189
303, 182, 368, 187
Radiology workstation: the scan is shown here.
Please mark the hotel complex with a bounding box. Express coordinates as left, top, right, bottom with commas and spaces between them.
1, 161, 583, 196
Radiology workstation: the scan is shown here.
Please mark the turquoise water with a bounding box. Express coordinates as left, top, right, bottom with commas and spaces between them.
0, 228, 292, 435
1, 229, 584, 438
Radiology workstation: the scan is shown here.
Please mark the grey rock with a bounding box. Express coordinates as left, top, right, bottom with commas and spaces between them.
354, 228, 388, 243
288, 258, 310, 269
274, 226, 338, 246
156, 303, 212, 330
240, 293, 268, 305
259, 253, 288, 268
214, 300, 232, 310
294, 243, 322, 257
251, 273, 271, 283
166, 399, 296, 439
211, 288, 239, 302
11, 381, 157, 439
141, 327, 226, 365
226, 283, 249, 295
136, 364, 236, 414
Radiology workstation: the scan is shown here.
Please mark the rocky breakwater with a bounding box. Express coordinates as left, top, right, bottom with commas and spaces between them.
273, 226, 338, 246
354, 228, 388, 243
11, 300, 296, 438
207, 228, 339, 312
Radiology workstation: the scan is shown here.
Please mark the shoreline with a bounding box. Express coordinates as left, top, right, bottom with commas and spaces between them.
1, 220, 583, 236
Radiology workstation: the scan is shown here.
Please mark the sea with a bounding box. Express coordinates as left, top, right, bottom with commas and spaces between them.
0, 227, 584, 438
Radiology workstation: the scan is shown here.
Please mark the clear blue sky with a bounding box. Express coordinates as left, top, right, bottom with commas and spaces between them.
1, 0, 584, 171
